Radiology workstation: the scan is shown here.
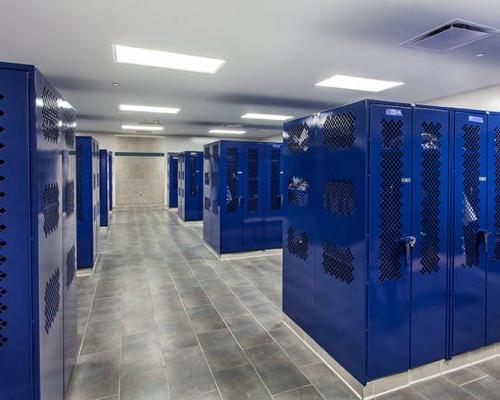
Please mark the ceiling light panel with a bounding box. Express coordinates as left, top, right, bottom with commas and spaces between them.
122, 124, 164, 131
209, 129, 246, 135
113, 45, 226, 74
119, 104, 180, 114
241, 113, 294, 121
316, 74, 404, 92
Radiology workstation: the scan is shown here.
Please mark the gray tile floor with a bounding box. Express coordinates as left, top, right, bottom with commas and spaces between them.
68, 208, 500, 400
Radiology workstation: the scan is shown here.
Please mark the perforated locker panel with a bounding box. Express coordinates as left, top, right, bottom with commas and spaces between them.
452, 111, 488, 356
177, 153, 185, 220
368, 104, 412, 380
178, 151, 203, 221
168, 153, 179, 208
92, 141, 99, 262
76, 136, 96, 269
108, 153, 113, 211
263, 143, 283, 249
410, 107, 449, 367
243, 143, 264, 251
99, 150, 109, 227
203, 148, 211, 244
282, 115, 317, 336
487, 113, 500, 344
314, 101, 368, 383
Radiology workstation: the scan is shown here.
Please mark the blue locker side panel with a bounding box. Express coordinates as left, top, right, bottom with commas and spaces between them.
92, 140, 100, 258
61, 105, 77, 392
452, 111, 488, 355
182, 152, 203, 221
108, 152, 113, 211
35, 69, 64, 400
314, 102, 368, 383
178, 153, 184, 220
367, 103, 412, 380
99, 149, 109, 227
0, 65, 34, 400
282, 115, 316, 336
488, 113, 500, 344
168, 153, 178, 208
263, 143, 283, 249
203, 146, 212, 246
76, 137, 94, 268
211, 143, 221, 251
410, 107, 449, 367
243, 142, 264, 251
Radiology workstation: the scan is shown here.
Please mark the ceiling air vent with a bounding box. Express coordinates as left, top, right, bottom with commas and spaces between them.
401, 19, 499, 52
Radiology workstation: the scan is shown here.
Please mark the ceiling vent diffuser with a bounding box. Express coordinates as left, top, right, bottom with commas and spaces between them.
401, 19, 499, 52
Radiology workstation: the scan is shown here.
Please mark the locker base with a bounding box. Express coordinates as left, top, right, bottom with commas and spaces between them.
283, 314, 500, 399
177, 218, 203, 226
204, 243, 282, 261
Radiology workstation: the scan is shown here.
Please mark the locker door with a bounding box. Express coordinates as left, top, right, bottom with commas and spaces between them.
263, 143, 283, 249
203, 148, 211, 243
243, 143, 265, 251
487, 113, 500, 344
221, 143, 244, 252
368, 104, 412, 380
411, 107, 449, 367
452, 111, 488, 355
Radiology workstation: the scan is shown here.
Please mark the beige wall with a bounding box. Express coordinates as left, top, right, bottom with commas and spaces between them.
426, 84, 500, 111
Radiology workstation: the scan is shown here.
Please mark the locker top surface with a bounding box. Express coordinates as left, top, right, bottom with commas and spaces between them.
415, 103, 490, 115
0, 61, 35, 72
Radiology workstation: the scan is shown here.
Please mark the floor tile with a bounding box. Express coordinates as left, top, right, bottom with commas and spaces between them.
269, 327, 320, 366
414, 376, 477, 400
187, 304, 226, 334
213, 364, 272, 400
197, 329, 248, 372
375, 387, 427, 400
226, 313, 273, 349
273, 385, 323, 400
301, 363, 357, 400
462, 376, 500, 400
120, 368, 170, 400
445, 365, 487, 386
210, 294, 248, 320
80, 320, 121, 355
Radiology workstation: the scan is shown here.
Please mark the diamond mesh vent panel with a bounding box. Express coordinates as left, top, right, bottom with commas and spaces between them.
66, 246, 75, 289
0, 95, 4, 347
420, 122, 442, 274
270, 148, 281, 210
204, 197, 211, 210
188, 156, 197, 196
213, 144, 219, 160
226, 147, 239, 213
378, 119, 404, 282
323, 179, 355, 216
287, 227, 308, 260
41, 87, 59, 143
43, 183, 60, 237
64, 180, 75, 217
204, 147, 211, 160
248, 148, 259, 213
76, 144, 84, 221
322, 241, 354, 284
495, 127, 500, 260
323, 112, 356, 150
44, 268, 60, 334
288, 177, 309, 207
212, 198, 219, 215
461, 124, 481, 268
287, 122, 309, 152
205, 172, 210, 186
63, 110, 75, 148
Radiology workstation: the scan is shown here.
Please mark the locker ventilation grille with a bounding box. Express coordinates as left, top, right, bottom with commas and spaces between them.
41, 87, 59, 143
212, 198, 219, 215
322, 241, 354, 284
248, 148, 259, 213
66, 245, 75, 288
495, 127, 500, 260
0, 261, 6, 346
323, 179, 355, 216
64, 180, 75, 217
420, 122, 442, 274
287, 227, 308, 260
227, 147, 239, 213
204, 147, 211, 160
379, 119, 404, 282
270, 148, 281, 210
287, 123, 309, 152
205, 197, 211, 210
288, 177, 309, 207
213, 144, 219, 160
43, 183, 60, 237
63, 110, 75, 148
44, 267, 60, 334
461, 124, 481, 268
205, 172, 210, 186
189, 156, 197, 196
76, 144, 84, 221
0, 319, 6, 346
323, 112, 356, 150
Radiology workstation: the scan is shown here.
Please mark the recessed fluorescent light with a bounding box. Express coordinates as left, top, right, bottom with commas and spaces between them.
115, 134, 165, 139
113, 45, 226, 74
315, 74, 404, 92
209, 129, 246, 135
122, 124, 164, 131
241, 113, 294, 121
119, 104, 180, 114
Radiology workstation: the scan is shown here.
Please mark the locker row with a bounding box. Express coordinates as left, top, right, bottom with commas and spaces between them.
282, 99, 500, 384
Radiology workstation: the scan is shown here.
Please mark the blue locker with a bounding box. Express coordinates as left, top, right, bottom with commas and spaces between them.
178, 151, 203, 221
108, 152, 113, 211
61, 104, 78, 393
451, 110, 488, 356
99, 149, 109, 227
0, 62, 66, 400
283, 115, 317, 337
263, 143, 283, 249
487, 112, 500, 344
76, 136, 100, 268
168, 152, 179, 208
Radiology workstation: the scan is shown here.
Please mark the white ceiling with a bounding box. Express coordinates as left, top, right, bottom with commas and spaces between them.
1, 0, 500, 138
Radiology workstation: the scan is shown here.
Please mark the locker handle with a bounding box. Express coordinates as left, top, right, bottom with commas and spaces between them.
479, 229, 490, 251
400, 236, 416, 265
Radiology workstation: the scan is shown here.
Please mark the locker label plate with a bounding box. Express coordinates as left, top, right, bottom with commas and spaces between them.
468, 116, 484, 123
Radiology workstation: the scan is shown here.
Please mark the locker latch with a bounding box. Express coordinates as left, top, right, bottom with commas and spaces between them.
400, 235, 416, 265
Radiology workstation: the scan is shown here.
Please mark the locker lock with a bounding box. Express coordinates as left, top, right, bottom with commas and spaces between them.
400, 236, 416, 264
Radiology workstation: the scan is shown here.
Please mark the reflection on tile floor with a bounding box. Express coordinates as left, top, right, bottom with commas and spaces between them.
69, 208, 500, 400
